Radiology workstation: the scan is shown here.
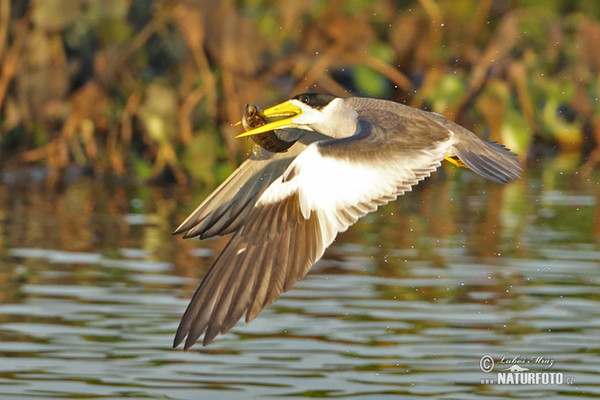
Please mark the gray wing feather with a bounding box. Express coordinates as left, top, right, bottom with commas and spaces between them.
173, 146, 303, 239
344, 98, 522, 182
174, 193, 327, 348
173, 131, 331, 239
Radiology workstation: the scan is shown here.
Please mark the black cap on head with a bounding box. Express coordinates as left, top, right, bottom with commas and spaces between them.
292, 93, 336, 110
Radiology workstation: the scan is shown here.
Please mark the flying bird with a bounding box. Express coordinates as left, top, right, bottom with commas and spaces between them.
173, 93, 522, 349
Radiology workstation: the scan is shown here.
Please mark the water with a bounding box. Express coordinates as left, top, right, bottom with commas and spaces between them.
1, 159, 599, 399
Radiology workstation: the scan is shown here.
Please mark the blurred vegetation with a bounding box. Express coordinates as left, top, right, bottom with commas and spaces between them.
2, 0, 600, 185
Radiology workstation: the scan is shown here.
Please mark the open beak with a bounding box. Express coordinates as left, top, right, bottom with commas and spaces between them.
235, 101, 302, 138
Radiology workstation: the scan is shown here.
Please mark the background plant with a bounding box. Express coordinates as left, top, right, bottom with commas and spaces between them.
1, 0, 600, 185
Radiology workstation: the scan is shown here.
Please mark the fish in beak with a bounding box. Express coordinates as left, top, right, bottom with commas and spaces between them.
235, 100, 302, 138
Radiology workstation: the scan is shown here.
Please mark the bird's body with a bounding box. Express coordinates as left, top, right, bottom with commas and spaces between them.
173, 93, 522, 349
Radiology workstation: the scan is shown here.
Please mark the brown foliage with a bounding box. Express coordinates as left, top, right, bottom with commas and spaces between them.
1, 1, 600, 183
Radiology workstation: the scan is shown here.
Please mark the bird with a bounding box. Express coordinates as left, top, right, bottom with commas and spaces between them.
172, 92, 522, 349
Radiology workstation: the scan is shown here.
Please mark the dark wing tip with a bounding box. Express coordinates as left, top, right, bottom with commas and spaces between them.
172, 225, 188, 236
172, 193, 326, 350
173, 326, 188, 348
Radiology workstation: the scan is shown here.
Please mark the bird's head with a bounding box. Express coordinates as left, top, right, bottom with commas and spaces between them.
236, 93, 356, 139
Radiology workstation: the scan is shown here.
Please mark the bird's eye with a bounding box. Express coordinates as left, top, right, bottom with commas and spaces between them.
299, 95, 310, 104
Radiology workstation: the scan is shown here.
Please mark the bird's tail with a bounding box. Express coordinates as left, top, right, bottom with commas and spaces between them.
450, 139, 522, 183
433, 115, 522, 183
425, 111, 522, 183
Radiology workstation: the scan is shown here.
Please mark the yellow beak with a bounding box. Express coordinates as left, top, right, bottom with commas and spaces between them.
235, 101, 302, 138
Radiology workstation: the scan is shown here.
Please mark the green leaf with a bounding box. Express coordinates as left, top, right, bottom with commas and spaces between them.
181, 132, 219, 185
131, 156, 154, 180
353, 65, 389, 97
426, 74, 466, 114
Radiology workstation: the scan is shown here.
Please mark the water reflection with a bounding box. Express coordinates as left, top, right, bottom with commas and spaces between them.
0, 161, 599, 399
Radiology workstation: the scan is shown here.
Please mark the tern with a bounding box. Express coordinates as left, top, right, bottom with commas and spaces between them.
173, 93, 522, 349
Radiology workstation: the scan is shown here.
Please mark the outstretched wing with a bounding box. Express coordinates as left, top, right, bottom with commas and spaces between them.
174, 113, 453, 349
173, 146, 302, 239
174, 131, 329, 239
